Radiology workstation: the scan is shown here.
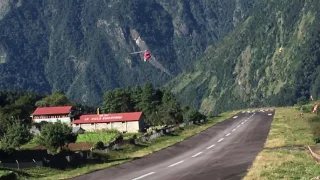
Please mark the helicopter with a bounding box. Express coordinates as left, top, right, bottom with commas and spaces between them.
130, 50, 151, 62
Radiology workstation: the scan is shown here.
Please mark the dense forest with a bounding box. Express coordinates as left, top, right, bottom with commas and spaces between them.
1, 0, 320, 116
0, 0, 253, 107
167, 0, 320, 114
101, 82, 206, 126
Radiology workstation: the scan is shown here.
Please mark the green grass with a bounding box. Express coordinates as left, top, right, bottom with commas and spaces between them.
0, 170, 10, 176
244, 107, 320, 180
20, 136, 40, 149
122, 133, 142, 140
76, 130, 120, 144
12, 111, 236, 180
245, 149, 320, 180
264, 107, 314, 148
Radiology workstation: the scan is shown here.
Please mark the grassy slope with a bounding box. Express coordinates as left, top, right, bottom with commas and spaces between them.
166, 0, 320, 115
76, 132, 119, 144
244, 107, 320, 180
8, 111, 236, 180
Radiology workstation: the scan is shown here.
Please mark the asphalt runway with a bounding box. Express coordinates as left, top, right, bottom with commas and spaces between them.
70, 109, 275, 180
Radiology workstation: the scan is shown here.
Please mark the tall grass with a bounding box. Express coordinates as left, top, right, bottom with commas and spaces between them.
307, 115, 320, 143
76, 129, 120, 144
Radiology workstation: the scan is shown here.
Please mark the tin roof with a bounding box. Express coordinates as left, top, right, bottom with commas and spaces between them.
32, 106, 73, 116
72, 112, 143, 124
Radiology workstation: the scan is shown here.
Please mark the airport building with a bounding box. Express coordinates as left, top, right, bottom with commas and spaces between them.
72, 112, 146, 133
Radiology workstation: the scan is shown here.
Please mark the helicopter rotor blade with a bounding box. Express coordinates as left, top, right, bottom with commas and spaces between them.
130, 50, 147, 54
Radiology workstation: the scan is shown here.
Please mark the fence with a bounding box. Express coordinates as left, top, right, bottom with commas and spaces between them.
0, 119, 206, 169
0, 150, 91, 170
0, 160, 43, 169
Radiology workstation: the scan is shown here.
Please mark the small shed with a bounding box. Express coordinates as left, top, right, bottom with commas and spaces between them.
30, 126, 41, 135
72, 127, 85, 134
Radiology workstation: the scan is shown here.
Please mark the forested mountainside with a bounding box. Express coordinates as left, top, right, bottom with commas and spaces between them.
0, 0, 253, 106
166, 0, 320, 115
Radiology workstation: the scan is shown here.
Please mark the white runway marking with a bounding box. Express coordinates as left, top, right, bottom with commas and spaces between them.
168, 160, 184, 167
237, 125, 240, 128
268, 114, 272, 116
132, 172, 155, 180
232, 129, 236, 132
191, 152, 203, 158
233, 116, 238, 119
226, 133, 231, 137
241, 122, 244, 124
207, 144, 215, 149
218, 138, 224, 142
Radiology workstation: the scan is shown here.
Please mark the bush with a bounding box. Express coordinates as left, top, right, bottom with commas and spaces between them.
115, 135, 123, 143
94, 141, 104, 150
92, 150, 110, 162
302, 104, 315, 113
129, 134, 137, 144
308, 116, 320, 143
37, 122, 77, 154
0, 171, 17, 180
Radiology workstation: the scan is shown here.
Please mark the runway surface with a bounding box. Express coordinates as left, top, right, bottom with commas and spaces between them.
70, 109, 275, 180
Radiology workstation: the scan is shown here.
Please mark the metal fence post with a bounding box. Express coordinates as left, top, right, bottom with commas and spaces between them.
16, 160, 19, 169
33, 159, 37, 167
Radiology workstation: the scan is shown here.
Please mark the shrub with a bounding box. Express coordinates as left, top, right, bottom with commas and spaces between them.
302, 104, 315, 113
115, 135, 123, 143
92, 150, 110, 162
129, 134, 137, 144
0, 171, 17, 180
308, 116, 320, 143
94, 141, 104, 150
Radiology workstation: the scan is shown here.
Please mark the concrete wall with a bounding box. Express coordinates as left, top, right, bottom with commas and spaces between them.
73, 120, 140, 133
127, 121, 139, 133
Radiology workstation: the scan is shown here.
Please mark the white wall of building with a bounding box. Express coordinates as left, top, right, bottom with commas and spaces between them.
73, 121, 140, 133
34, 117, 71, 124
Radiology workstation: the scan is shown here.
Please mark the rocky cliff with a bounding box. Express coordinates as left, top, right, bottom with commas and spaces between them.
0, 0, 253, 106
166, 0, 320, 115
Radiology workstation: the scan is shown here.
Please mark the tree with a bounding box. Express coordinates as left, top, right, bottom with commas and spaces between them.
101, 89, 134, 113
130, 86, 143, 111
35, 91, 73, 107
140, 82, 155, 116
113, 89, 134, 113
37, 122, 77, 154
0, 91, 43, 124
160, 90, 183, 125
0, 113, 11, 136
0, 119, 32, 152
100, 83, 187, 126
184, 108, 206, 123
101, 90, 117, 113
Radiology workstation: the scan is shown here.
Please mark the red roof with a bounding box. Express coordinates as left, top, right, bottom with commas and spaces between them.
32, 106, 73, 116
73, 112, 143, 124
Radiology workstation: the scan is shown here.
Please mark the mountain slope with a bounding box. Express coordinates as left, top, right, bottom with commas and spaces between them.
0, 0, 253, 106
166, 0, 320, 115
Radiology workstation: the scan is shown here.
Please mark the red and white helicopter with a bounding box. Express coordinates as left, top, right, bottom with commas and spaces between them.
130, 50, 151, 62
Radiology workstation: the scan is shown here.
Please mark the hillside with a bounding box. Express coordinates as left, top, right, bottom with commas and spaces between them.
0, 0, 253, 106
166, 0, 320, 115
